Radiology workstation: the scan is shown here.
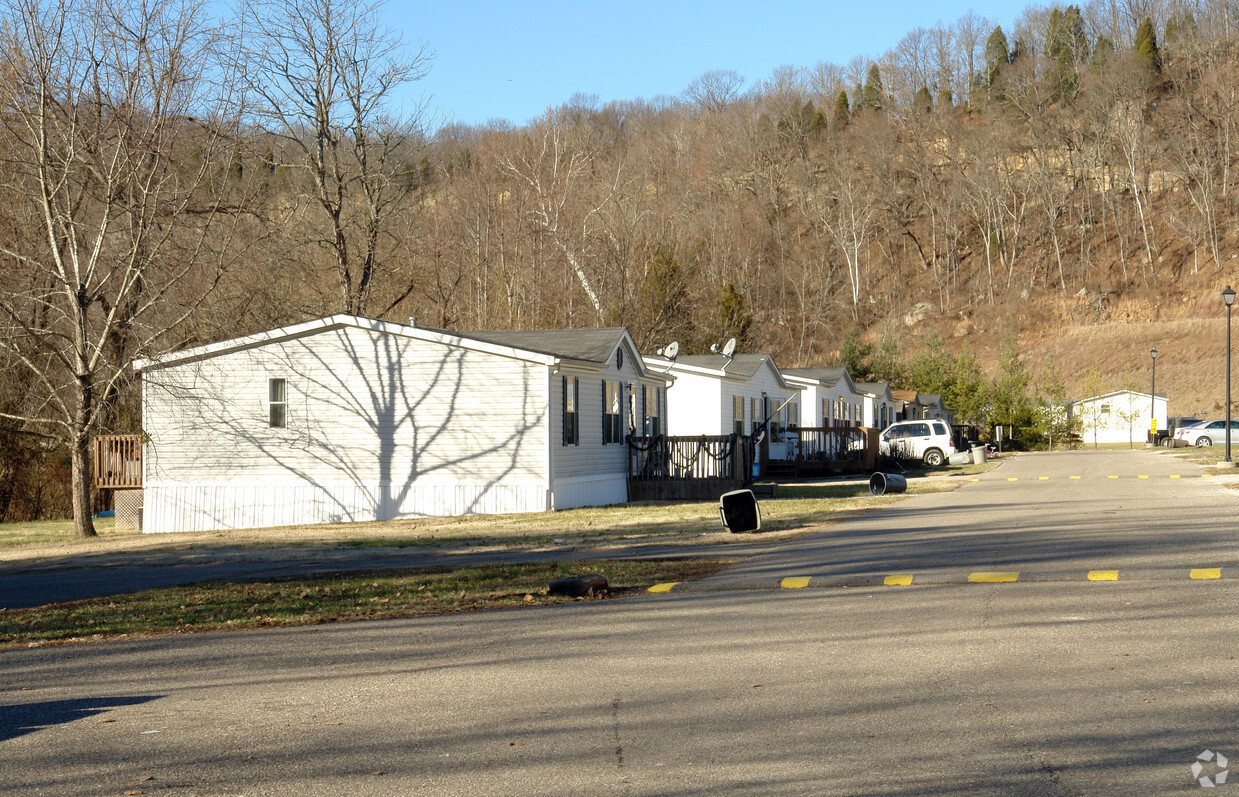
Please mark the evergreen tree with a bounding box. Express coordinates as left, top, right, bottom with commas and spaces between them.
711, 282, 754, 351
869, 335, 907, 386
1045, 6, 1085, 101
833, 328, 874, 380
989, 334, 1036, 448
912, 86, 933, 113
1091, 35, 1115, 68
833, 90, 850, 130
945, 347, 989, 427
984, 26, 1012, 88
1135, 17, 1162, 74
630, 245, 692, 346
861, 64, 884, 110
909, 333, 954, 394
936, 89, 954, 111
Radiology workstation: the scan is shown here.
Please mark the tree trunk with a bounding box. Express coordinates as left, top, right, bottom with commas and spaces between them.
71, 434, 96, 539
72, 376, 96, 539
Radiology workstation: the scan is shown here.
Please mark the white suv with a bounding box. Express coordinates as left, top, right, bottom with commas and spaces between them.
880, 419, 956, 466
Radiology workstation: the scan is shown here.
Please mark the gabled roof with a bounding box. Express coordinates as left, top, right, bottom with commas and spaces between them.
135, 315, 646, 375
1074, 390, 1166, 404
644, 353, 791, 388
854, 381, 893, 399
451, 327, 629, 365
782, 366, 849, 388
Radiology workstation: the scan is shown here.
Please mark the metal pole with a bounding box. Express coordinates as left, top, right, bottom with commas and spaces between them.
1228, 302, 1233, 463
1150, 352, 1156, 444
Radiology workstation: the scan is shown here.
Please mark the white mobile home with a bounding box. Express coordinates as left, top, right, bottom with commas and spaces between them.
781, 367, 865, 429
135, 315, 665, 533
854, 381, 897, 430
643, 353, 798, 448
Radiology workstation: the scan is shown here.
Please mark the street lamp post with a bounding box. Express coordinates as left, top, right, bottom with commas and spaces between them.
1224, 286, 1236, 464
1150, 347, 1158, 445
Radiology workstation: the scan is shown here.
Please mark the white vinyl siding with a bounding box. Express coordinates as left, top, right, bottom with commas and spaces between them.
142, 325, 552, 531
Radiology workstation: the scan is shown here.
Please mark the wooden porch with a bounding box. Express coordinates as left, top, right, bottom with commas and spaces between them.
764, 426, 878, 478
93, 435, 143, 488
627, 428, 879, 502
627, 434, 753, 501
93, 435, 143, 531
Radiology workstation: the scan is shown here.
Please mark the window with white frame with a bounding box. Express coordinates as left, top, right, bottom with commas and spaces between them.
602, 380, 623, 444
733, 395, 745, 435
268, 378, 287, 428
562, 376, 579, 445
750, 397, 762, 434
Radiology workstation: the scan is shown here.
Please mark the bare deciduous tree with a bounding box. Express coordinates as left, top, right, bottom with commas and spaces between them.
0, 0, 246, 537
239, 0, 431, 316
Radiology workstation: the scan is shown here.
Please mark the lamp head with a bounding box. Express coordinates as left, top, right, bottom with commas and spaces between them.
1224, 285, 1236, 307
1151, 347, 1158, 360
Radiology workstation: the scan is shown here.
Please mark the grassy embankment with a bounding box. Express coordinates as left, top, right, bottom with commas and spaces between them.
0, 469, 987, 647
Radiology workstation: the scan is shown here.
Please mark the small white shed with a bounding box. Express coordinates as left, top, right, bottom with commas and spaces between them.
1072, 390, 1167, 445
134, 315, 664, 533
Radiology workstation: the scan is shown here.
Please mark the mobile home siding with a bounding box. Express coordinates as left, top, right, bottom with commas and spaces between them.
548, 343, 655, 508
142, 325, 551, 532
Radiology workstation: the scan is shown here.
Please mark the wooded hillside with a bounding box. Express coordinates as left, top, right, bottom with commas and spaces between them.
3, 0, 1238, 528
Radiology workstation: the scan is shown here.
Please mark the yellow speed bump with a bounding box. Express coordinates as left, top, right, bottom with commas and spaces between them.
884, 574, 914, 586
648, 582, 679, 593
1007, 477, 1019, 482
1190, 569, 1222, 580
969, 571, 1019, 583
781, 577, 812, 589
1088, 570, 1120, 581
1108, 475, 1119, 479
1170, 474, 1181, 479
1070, 475, 1081, 480
1138, 475, 1149, 479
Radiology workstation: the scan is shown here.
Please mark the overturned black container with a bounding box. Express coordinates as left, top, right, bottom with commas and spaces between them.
548, 574, 609, 597
869, 472, 908, 496
719, 489, 762, 533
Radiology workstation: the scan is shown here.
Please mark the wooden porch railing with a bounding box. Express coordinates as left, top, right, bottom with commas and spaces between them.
785, 426, 870, 462
627, 434, 752, 501
93, 434, 142, 488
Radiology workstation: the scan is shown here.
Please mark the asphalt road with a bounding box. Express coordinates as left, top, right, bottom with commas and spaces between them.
3, 448, 1238, 796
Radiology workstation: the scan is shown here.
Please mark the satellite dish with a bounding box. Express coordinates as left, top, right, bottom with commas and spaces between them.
664, 341, 679, 360
721, 337, 737, 358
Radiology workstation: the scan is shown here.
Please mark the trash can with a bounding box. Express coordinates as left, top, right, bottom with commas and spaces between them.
948, 451, 973, 466
719, 489, 762, 533
972, 446, 987, 464
869, 472, 908, 496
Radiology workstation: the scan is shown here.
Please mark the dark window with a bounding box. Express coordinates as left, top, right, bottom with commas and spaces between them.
603, 381, 623, 444
562, 376, 579, 445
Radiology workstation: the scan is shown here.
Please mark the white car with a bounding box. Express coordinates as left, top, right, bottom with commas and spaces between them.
1173, 419, 1239, 447
880, 419, 957, 466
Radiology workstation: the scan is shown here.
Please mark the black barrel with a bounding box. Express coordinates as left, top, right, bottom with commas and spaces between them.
869, 472, 908, 496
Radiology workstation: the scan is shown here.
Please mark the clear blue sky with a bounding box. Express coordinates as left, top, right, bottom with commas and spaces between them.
396, 0, 1029, 131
